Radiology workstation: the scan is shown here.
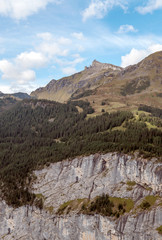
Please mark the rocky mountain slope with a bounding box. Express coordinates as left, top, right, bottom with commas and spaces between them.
0, 153, 162, 240
87, 51, 162, 114
31, 51, 162, 114
30, 60, 122, 103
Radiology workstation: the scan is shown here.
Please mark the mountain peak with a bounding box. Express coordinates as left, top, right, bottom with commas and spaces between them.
91, 59, 102, 66
90, 59, 122, 71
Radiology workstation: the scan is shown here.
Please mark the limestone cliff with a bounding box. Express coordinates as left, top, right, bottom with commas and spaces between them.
32, 153, 161, 210
0, 153, 162, 240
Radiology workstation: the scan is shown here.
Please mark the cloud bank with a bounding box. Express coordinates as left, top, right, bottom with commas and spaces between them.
117, 25, 137, 34
0, 32, 85, 93
137, 0, 162, 14
82, 0, 127, 21
0, 0, 61, 20
121, 44, 162, 67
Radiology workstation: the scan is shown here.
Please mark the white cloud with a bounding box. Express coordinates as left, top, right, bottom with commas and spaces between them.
0, 59, 36, 84
16, 51, 47, 69
82, 0, 128, 22
0, 85, 13, 94
0, 59, 37, 93
121, 44, 162, 67
137, 0, 162, 14
0, 0, 61, 20
55, 54, 84, 66
37, 34, 70, 58
37, 32, 85, 75
60, 56, 84, 75
0, 50, 48, 93
72, 32, 85, 40
0, 32, 86, 93
149, 44, 162, 52
38, 42, 69, 58
9, 83, 39, 93
117, 25, 138, 34
69, 56, 85, 65
62, 67, 77, 75
37, 32, 53, 41
58, 37, 72, 45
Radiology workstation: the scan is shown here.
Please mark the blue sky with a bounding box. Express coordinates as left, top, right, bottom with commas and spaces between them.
0, 0, 162, 93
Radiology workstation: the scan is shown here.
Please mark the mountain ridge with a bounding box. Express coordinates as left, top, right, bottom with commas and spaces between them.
30, 59, 123, 102
0, 91, 31, 100
30, 51, 162, 114
0, 92, 31, 114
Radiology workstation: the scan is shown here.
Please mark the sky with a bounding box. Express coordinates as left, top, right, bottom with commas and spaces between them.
0, 0, 162, 94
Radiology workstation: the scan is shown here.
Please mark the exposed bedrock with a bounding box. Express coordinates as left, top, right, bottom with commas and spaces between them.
0, 153, 161, 240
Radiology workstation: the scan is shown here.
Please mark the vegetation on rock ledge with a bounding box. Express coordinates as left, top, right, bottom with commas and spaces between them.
57, 194, 134, 218
156, 225, 162, 235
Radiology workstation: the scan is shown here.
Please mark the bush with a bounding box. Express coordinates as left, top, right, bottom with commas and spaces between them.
101, 101, 106, 105
89, 194, 114, 216
140, 201, 151, 210
118, 203, 123, 211
156, 226, 162, 235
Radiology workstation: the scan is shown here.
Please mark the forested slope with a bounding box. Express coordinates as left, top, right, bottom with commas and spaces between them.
0, 99, 161, 207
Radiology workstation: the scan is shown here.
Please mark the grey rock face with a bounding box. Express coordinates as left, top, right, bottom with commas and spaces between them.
0, 153, 162, 240
32, 153, 162, 210
91, 60, 122, 71
0, 201, 161, 240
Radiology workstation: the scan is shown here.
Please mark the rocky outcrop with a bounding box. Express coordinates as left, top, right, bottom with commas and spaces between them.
0, 153, 162, 240
32, 153, 161, 210
0, 201, 161, 240
90, 60, 122, 71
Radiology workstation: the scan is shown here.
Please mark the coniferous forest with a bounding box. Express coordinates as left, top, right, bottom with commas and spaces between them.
0, 99, 161, 207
